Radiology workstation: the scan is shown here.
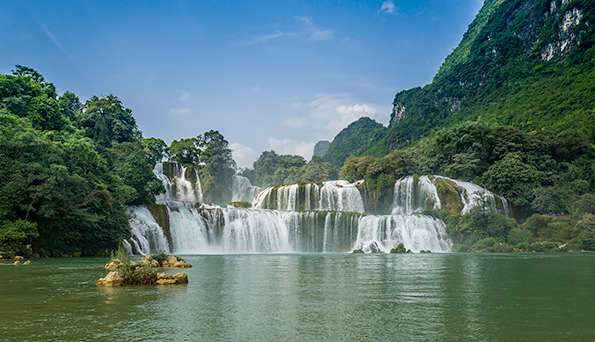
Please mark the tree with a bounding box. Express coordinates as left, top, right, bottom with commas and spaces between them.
195, 130, 236, 204
480, 152, 541, 207
300, 158, 333, 184
77, 95, 141, 148
142, 137, 169, 167
170, 138, 200, 165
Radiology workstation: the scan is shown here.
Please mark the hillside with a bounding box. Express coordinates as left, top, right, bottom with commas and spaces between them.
322, 117, 386, 168
327, 0, 593, 166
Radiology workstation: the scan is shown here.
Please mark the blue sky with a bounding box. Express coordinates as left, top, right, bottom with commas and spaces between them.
0, 0, 482, 167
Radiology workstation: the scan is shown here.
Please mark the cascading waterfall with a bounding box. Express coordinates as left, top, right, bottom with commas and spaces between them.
127, 206, 170, 255
392, 176, 441, 214
253, 180, 364, 213
391, 175, 509, 215
154, 162, 203, 204
353, 215, 451, 253
231, 175, 262, 203
128, 162, 513, 254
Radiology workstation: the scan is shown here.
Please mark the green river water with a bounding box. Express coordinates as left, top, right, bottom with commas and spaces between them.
1, 253, 594, 341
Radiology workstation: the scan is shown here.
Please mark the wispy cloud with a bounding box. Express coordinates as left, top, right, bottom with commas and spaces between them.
282, 94, 390, 137
379, 0, 396, 14
239, 31, 290, 46
309, 30, 333, 41
237, 16, 334, 46
231, 142, 258, 168
266, 137, 315, 160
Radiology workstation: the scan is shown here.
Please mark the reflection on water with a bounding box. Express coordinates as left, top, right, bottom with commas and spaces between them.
1, 254, 594, 341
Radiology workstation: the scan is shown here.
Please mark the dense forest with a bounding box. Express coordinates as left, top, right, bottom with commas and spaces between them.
0, 66, 236, 257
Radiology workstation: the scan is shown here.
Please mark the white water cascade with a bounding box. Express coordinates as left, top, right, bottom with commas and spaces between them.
154, 162, 203, 204
353, 215, 451, 253
127, 206, 170, 255
127, 162, 514, 254
392, 175, 509, 215
231, 175, 262, 203
253, 180, 365, 213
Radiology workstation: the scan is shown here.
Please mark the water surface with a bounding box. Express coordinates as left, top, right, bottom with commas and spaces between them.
1, 253, 594, 341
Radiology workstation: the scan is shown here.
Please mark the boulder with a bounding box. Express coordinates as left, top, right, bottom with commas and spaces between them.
13, 260, 21, 266
155, 272, 188, 285
96, 271, 124, 287
390, 243, 407, 254
14, 256, 24, 262
23, 260, 32, 265
104, 259, 122, 271
173, 260, 192, 268
352, 248, 364, 254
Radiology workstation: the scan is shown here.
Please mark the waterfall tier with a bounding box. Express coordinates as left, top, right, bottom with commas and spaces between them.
231, 175, 262, 203
354, 214, 451, 253
392, 175, 509, 215
154, 162, 203, 204
253, 180, 364, 213
128, 172, 511, 254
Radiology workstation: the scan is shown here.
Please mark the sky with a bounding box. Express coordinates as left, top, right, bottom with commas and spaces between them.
0, 0, 482, 168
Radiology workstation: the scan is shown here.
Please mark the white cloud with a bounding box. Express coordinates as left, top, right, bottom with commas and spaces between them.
267, 138, 315, 160
282, 94, 389, 137
177, 90, 190, 101
239, 31, 289, 46
238, 16, 334, 46
379, 0, 396, 14
294, 16, 313, 25
168, 107, 191, 116
309, 30, 333, 41
231, 142, 258, 168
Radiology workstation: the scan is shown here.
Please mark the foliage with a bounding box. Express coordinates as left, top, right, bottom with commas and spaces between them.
77, 95, 141, 148
170, 137, 200, 166
142, 137, 169, 167
323, 117, 387, 168
241, 151, 306, 187
0, 220, 38, 257
119, 262, 158, 285
0, 67, 163, 256
195, 130, 236, 204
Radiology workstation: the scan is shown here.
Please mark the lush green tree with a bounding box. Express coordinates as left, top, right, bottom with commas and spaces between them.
142, 137, 169, 167
195, 130, 236, 204
0, 220, 38, 257
243, 151, 307, 186
108, 142, 164, 205
77, 95, 141, 148
299, 158, 333, 184
480, 153, 541, 207
169, 137, 200, 165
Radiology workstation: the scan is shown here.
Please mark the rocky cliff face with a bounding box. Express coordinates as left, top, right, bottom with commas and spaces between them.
377, 0, 593, 151
313, 140, 330, 158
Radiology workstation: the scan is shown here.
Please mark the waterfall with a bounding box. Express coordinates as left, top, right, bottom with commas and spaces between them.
129, 168, 514, 254
127, 206, 170, 255
231, 175, 262, 203
353, 214, 451, 253
154, 162, 203, 204
392, 175, 509, 215
436, 177, 510, 215
253, 180, 364, 213
392, 176, 441, 214
319, 180, 365, 213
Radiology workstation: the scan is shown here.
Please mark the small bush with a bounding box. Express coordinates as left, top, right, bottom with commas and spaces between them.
110, 243, 129, 263
119, 263, 157, 285
151, 252, 169, 264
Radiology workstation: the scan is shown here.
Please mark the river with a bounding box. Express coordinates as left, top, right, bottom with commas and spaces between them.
1, 253, 594, 341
